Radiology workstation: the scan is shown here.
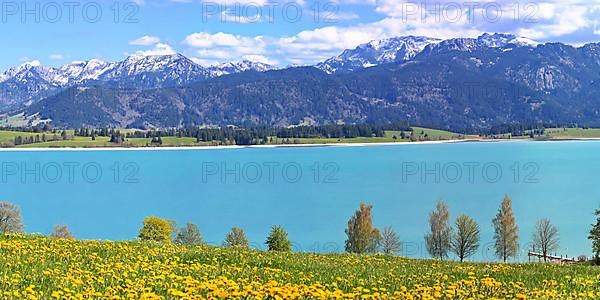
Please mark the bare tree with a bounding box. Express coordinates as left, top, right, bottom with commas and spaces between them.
492, 195, 519, 262
425, 200, 452, 260
175, 223, 203, 246
381, 226, 401, 255
50, 225, 73, 239
532, 218, 559, 262
0, 202, 24, 233
168, 219, 178, 243
223, 227, 249, 248
452, 214, 480, 262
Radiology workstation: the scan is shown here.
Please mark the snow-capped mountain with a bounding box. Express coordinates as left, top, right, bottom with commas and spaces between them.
317, 33, 538, 74
16, 33, 600, 130
1, 61, 55, 83
316, 36, 442, 74
52, 59, 115, 85
0, 33, 540, 111
477, 32, 538, 48
207, 60, 276, 77
0, 54, 276, 110
96, 54, 211, 89
0, 62, 61, 108
420, 33, 538, 55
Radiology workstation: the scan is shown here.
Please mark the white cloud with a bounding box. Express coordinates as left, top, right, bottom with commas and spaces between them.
274, 14, 484, 65
49, 54, 65, 61
199, 0, 308, 5
183, 32, 269, 65
135, 0, 600, 66
220, 9, 263, 23
181, 10, 483, 66
133, 43, 177, 56
336, 0, 376, 4
189, 57, 216, 66
184, 32, 243, 48
213, 0, 268, 5
129, 35, 161, 46
515, 3, 592, 39
19, 57, 31, 62
332, 12, 360, 21
371, 0, 595, 41
18, 58, 42, 67
242, 54, 278, 65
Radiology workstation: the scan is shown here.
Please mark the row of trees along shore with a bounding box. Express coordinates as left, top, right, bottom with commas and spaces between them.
4, 122, 600, 147
74, 123, 416, 145
4, 121, 600, 147
1, 122, 421, 147
1, 199, 599, 264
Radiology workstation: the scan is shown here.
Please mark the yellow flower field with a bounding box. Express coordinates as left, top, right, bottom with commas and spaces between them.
0, 234, 598, 299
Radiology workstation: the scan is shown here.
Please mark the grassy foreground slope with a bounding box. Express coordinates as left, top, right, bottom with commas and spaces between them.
0, 235, 598, 299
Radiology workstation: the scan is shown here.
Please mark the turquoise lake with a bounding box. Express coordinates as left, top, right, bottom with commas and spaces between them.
2, 141, 597, 261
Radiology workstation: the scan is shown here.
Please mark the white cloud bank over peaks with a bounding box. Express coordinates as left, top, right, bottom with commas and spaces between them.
142, 0, 600, 66
129, 36, 162, 46
272, 0, 600, 65
182, 32, 276, 65
127, 35, 176, 57
371, 0, 597, 40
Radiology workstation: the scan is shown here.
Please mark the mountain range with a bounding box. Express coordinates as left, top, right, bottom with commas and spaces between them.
0, 55, 276, 110
5, 33, 600, 131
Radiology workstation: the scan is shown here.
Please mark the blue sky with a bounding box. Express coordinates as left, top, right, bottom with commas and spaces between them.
2, 0, 600, 70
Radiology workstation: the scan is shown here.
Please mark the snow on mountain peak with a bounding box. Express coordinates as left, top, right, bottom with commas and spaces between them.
436, 33, 537, 51
207, 60, 276, 77
1, 60, 56, 84
8, 60, 45, 74
477, 33, 538, 48
22, 60, 42, 67
0, 53, 274, 89
316, 35, 442, 74
53, 60, 115, 84
511, 37, 539, 47
317, 33, 539, 74
0, 33, 541, 87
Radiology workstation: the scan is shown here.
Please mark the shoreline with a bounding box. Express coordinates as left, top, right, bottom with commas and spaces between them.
0, 137, 593, 152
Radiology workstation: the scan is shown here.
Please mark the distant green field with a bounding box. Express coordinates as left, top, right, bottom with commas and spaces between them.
2, 126, 469, 148
387, 127, 472, 140
16, 136, 113, 148
415, 126, 478, 139
487, 128, 600, 139
124, 137, 206, 147
281, 136, 402, 144
8, 127, 600, 148
0, 131, 44, 144
275, 128, 457, 145
16, 136, 208, 148
268, 127, 469, 145
543, 128, 600, 138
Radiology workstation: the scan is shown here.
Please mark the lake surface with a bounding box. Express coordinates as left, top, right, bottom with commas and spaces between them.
2, 141, 598, 261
